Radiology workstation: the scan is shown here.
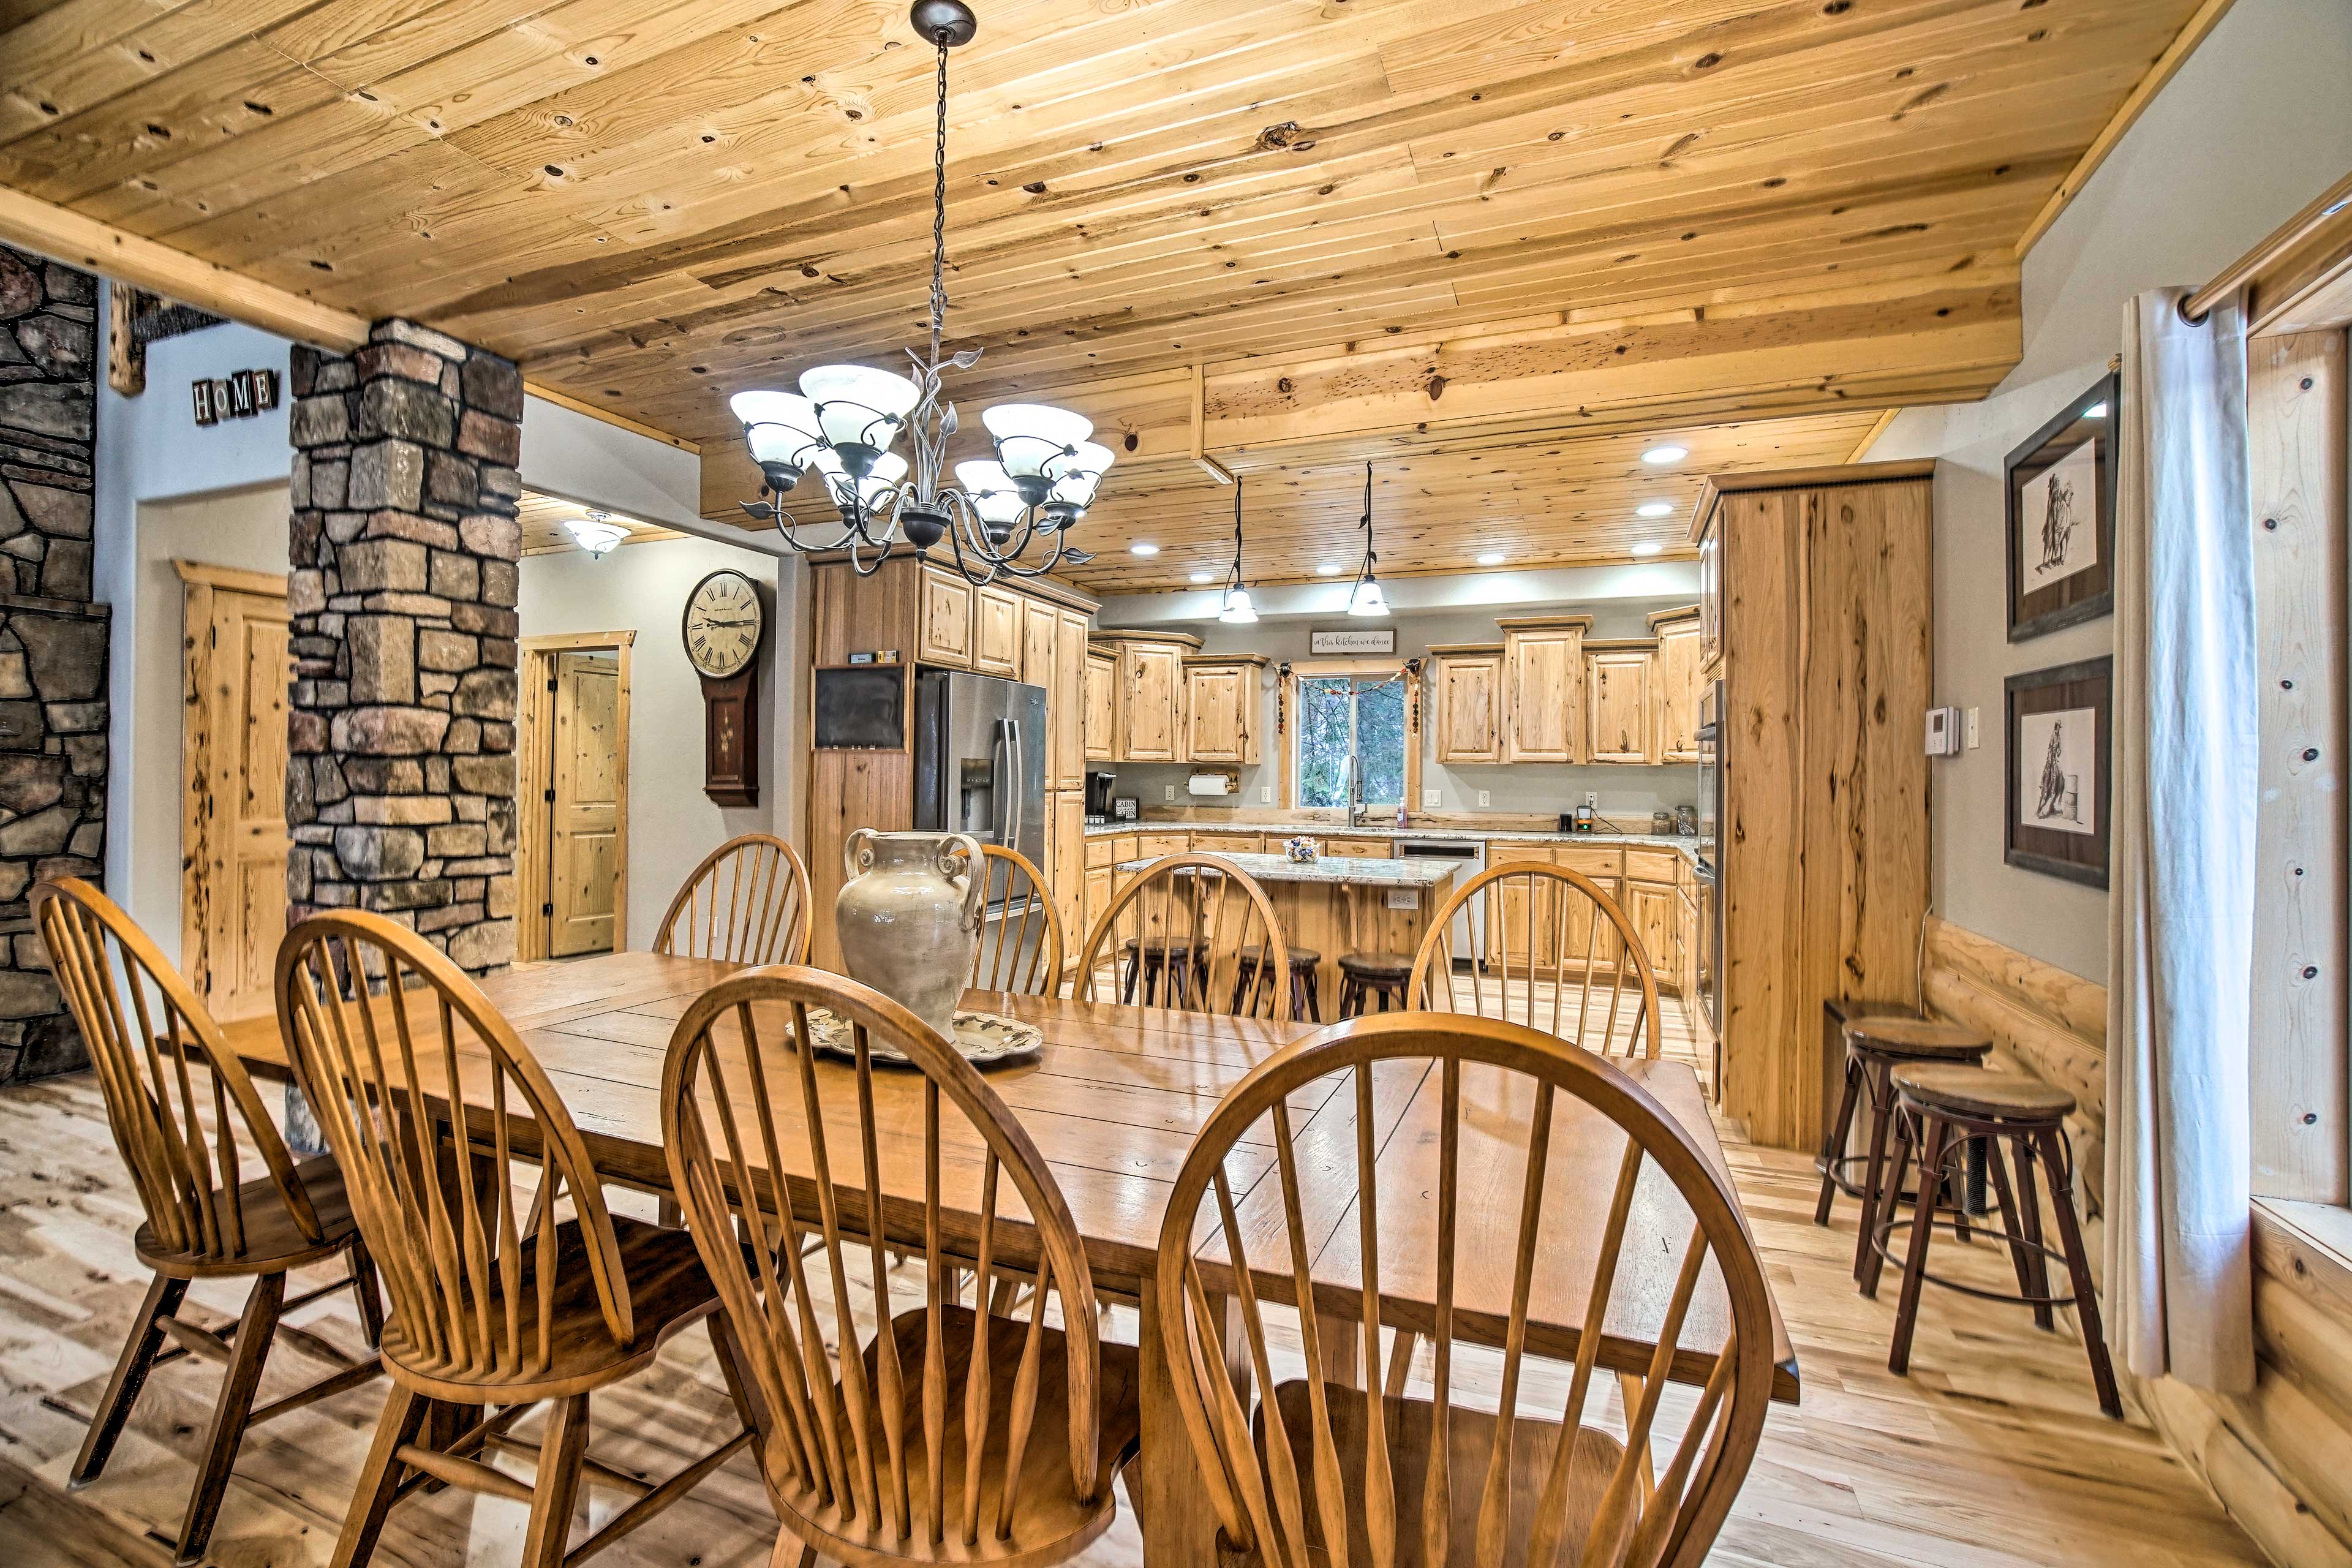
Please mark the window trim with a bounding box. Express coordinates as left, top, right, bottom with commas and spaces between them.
1280, 660, 1423, 818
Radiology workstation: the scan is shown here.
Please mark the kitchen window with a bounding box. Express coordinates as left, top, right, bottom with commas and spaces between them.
1295, 670, 1408, 809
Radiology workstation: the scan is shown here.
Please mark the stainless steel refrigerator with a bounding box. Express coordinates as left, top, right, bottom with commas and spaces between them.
913, 669, 1047, 870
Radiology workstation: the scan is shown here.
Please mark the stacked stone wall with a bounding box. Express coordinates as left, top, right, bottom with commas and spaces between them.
285, 319, 521, 973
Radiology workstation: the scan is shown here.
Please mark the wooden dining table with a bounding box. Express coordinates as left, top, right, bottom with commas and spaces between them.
215, 949, 1796, 1566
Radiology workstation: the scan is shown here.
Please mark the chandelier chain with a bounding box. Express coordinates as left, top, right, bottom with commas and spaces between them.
929, 33, 949, 358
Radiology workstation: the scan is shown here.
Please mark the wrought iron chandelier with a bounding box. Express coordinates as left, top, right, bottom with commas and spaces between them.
729, 1, 1111, 582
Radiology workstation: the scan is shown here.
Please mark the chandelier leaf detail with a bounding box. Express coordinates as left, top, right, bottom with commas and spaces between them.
729, 1, 1110, 582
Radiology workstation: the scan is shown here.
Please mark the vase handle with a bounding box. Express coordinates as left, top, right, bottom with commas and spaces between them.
940, 833, 987, 933
843, 826, 876, 883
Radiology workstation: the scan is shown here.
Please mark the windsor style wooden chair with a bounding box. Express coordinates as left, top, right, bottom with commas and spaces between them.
655, 832, 813, 967
1155, 1012, 1774, 1568
274, 910, 756, 1568
1075, 854, 1292, 1022
660, 966, 1141, 1566
31, 878, 386, 1567
969, 843, 1065, 996
1408, 861, 1662, 1060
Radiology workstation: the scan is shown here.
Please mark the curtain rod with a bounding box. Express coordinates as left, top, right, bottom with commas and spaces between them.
2180, 168, 2352, 324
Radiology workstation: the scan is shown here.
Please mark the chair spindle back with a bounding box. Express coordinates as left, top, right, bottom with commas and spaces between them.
660, 967, 1104, 1550
274, 910, 634, 1381
1157, 1012, 1773, 1568
1409, 862, 1661, 1058
969, 843, 1065, 997
33, 877, 321, 1265
1074, 854, 1291, 1022
654, 833, 813, 967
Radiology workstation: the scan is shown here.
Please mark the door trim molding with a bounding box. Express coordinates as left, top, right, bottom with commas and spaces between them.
517, 633, 634, 963
174, 560, 287, 597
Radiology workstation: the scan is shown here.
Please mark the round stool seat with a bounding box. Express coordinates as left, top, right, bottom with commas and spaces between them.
1894, 1065, 2075, 1123
1121, 937, 1193, 956
1236, 945, 1321, 970
1337, 951, 1412, 982
1843, 1016, 1992, 1061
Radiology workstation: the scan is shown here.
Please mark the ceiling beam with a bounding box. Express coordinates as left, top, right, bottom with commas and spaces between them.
699, 263, 2019, 519
2011, 0, 2241, 259
1846, 407, 1904, 462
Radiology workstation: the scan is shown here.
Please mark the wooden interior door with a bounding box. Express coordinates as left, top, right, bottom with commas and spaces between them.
181, 566, 292, 1022
547, 650, 622, 957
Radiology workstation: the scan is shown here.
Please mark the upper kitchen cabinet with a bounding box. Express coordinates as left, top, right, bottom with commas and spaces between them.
1649, 606, 1704, 763
1082, 648, 1116, 762
1584, 638, 1655, 764
916, 565, 974, 667
1098, 630, 1202, 763
1499, 615, 1590, 764
1054, 609, 1090, 790
1429, 644, 1505, 764
973, 582, 1025, 676
1181, 655, 1267, 764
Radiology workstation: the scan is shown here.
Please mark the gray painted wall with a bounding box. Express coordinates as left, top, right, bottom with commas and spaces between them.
1862, 0, 2352, 984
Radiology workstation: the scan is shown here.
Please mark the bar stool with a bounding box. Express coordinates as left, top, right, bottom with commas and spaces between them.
1825, 1016, 1992, 1287
1878, 1064, 2120, 1419
1230, 944, 1322, 1021
1815, 997, 1918, 1215
1336, 951, 1411, 1017
1120, 937, 1196, 1005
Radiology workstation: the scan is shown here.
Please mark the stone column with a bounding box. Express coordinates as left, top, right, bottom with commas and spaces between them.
285, 319, 521, 974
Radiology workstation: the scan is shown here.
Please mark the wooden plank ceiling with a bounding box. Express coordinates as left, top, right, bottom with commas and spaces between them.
0, 0, 2209, 590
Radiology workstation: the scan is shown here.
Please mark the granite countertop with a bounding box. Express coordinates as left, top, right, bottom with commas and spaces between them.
1087, 820, 1702, 854
1110, 851, 1465, 888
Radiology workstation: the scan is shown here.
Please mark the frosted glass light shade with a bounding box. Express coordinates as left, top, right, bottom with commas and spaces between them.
1219, 587, 1258, 624
1044, 440, 1114, 510
955, 459, 1028, 526
1348, 576, 1388, 616
799, 364, 920, 451
814, 448, 907, 514
731, 390, 826, 481
982, 403, 1093, 479
564, 517, 629, 557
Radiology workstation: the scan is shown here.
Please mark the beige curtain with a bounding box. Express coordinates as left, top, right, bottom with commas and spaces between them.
2103, 288, 2255, 1393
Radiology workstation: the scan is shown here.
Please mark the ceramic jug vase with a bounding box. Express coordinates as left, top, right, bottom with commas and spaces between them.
835, 829, 987, 1042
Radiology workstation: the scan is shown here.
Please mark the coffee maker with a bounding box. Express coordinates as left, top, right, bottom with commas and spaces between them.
1084, 770, 1117, 824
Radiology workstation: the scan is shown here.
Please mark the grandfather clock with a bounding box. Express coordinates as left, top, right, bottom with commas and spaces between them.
682, 568, 766, 805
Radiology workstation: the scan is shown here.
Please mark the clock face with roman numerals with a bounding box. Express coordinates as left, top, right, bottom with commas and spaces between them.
683, 569, 764, 679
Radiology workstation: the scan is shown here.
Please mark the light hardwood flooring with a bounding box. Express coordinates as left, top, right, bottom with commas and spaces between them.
0, 986, 2264, 1568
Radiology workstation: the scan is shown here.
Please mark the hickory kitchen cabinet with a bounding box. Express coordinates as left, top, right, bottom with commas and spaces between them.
1082, 647, 1116, 762
1093, 629, 1203, 764
1583, 638, 1655, 764
1180, 654, 1267, 764
1429, 643, 1505, 764
1499, 615, 1589, 764
1649, 606, 1704, 763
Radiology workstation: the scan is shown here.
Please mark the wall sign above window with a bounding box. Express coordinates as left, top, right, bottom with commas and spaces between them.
1309, 627, 1395, 655
190, 368, 279, 426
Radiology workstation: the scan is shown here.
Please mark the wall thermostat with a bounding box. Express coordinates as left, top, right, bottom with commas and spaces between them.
1924, 706, 1961, 756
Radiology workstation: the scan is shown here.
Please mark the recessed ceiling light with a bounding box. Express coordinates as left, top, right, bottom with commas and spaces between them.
1629, 541, 1664, 557
1188, 571, 1215, 584
1316, 563, 1343, 575
2084, 402, 2109, 418
1637, 501, 1675, 518
1129, 541, 1159, 556
1476, 551, 1506, 566
1642, 445, 1688, 465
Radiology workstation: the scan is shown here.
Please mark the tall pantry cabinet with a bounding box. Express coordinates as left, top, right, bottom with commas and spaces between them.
1698, 460, 1934, 1152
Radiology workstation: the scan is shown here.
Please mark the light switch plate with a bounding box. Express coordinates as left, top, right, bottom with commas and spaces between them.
1423, 788, 1441, 811
1965, 707, 1981, 749
1478, 790, 1491, 807
1261, 785, 1273, 804
1164, 784, 1176, 801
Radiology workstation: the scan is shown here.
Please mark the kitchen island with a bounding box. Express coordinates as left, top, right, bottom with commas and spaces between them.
1110, 850, 1458, 1019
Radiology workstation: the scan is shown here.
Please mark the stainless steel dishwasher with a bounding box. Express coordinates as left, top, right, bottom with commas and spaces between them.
1395, 839, 1484, 968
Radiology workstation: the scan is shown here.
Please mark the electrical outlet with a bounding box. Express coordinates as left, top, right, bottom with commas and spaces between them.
1164, 784, 1176, 801
1260, 785, 1273, 804
1423, 788, 1441, 812
1965, 707, 1981, 749
1477, 789, 1490, 808
1585, 791, 1599, 810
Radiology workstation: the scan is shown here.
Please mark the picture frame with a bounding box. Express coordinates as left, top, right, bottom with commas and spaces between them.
2005, 656, 2113, 888
2005, 372, 2118, 641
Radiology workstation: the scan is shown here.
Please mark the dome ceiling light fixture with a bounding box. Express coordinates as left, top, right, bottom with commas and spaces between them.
729, 1, 1110, 582
565, 509, 630, 558
1218, 472, 1257, 624
1348, 462, 1389, 617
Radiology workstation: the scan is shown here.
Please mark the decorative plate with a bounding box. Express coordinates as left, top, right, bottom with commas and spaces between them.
800, 1007, 1042, 1068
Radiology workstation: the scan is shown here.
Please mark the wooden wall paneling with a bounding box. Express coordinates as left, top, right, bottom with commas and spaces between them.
176, 562, 290, 1022
2248, 328, 2349, 1204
